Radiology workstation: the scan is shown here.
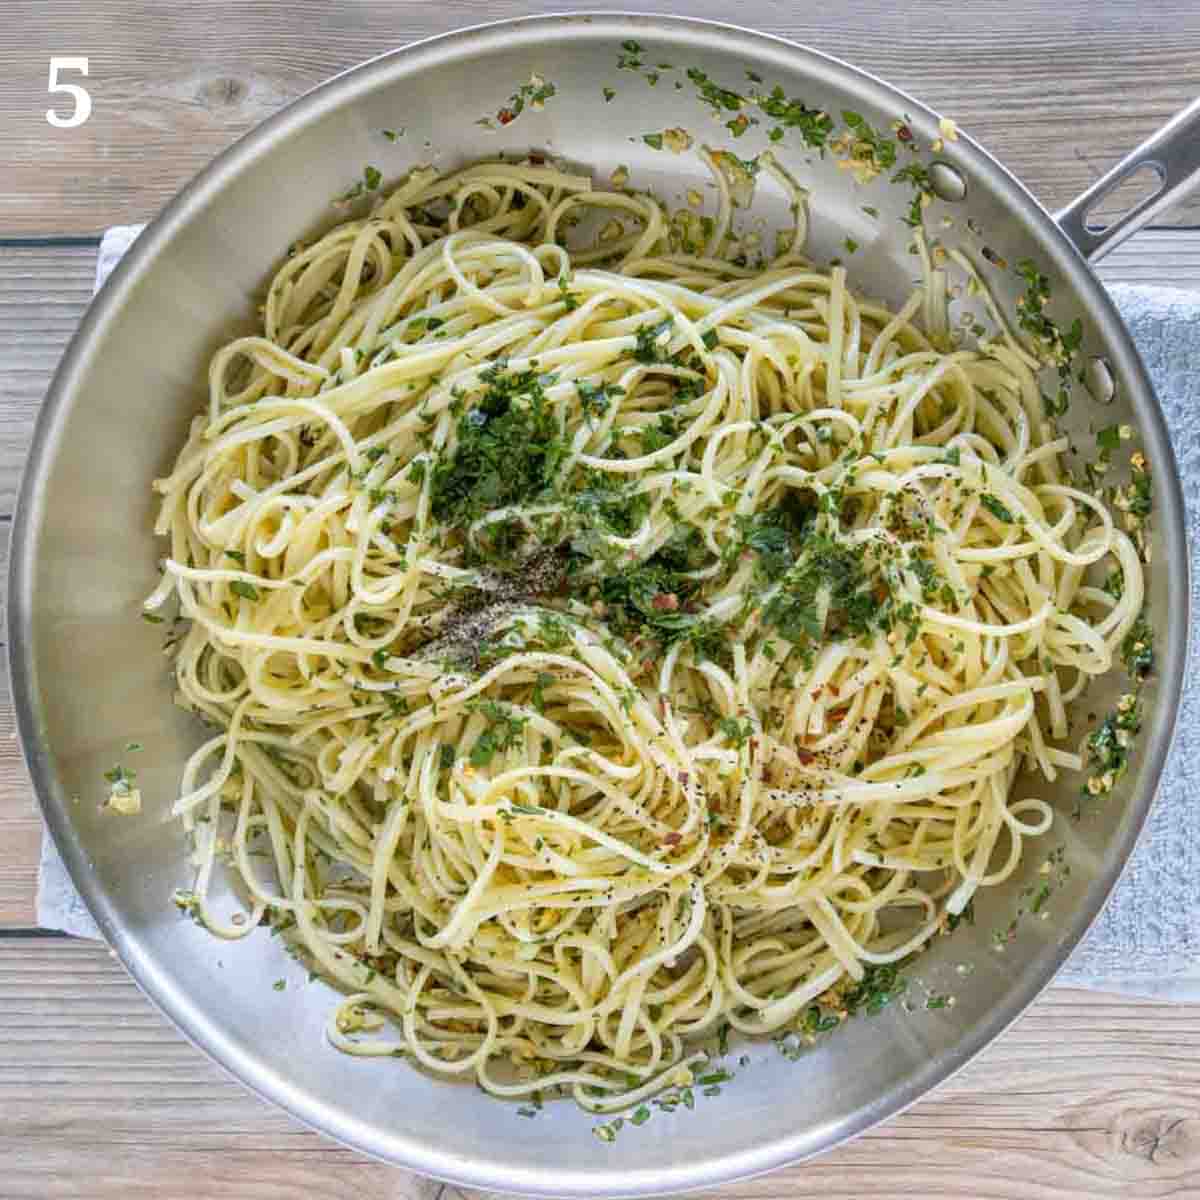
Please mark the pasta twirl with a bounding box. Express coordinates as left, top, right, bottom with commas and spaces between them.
148, 157, 1145, 1110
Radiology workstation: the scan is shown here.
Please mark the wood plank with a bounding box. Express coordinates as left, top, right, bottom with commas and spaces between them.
0, 508, 34, 927
0, 243, 82, 926
2, 939, 1200, 1199
2, 1, 1200, 236
0, 243, 95, 513
0, 699, 36, 930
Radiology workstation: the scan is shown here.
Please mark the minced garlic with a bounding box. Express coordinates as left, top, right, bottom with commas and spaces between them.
662, 127, 693, 154
107, 787, 142, 816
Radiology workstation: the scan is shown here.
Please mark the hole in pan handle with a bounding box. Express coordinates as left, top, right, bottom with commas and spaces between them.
1055, 95, 1200, 263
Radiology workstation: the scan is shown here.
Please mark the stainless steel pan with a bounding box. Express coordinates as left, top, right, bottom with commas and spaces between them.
10, 14, 1196, 1197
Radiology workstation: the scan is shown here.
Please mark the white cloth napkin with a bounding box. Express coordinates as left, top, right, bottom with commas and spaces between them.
1054, 285, 1200, 998
35, 227, 1200, 998
35, 225, 144, 943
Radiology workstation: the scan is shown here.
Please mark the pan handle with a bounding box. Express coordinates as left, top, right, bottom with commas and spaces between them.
1055, 97, 1200, 262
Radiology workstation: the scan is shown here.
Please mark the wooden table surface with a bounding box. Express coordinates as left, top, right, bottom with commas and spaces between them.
3, 4, 1200, 1197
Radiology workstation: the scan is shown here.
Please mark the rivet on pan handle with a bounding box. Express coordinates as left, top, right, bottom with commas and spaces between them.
1055, 96, 1200, 263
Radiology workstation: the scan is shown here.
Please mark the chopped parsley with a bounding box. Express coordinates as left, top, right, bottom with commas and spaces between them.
685, 67, 743, 115
979, 494, 1014, 523
430, 364, 567, 531
754, 86, 833, 149
735, 499, 814, 581
842, 110, 896, 170
1014, 258, 1083, 414
568, 469, 651, 539
892, 162, 933, 228
1084, 693, 1141, 796
557, 273, 580, 310
717, 716, 754, 747
469, 701, 529, 766
842, 963, 906, 1015
617, 40, 644, 70
638, 412, 680, 455
576, 379, 623, 422
946, 900, 975, 932
1125, 455, 1153, 519
762, 533, 896, 645
531, 671, 555, 713
632, 317, 674, 363
493, 75, 557, 126
336, 164, 382, 203
103, 763, 137, 796
599, 562, 697, 640
1120, 617, 1154, 681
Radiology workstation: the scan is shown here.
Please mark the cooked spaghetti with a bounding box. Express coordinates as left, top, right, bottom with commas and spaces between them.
147, 156, 1146, 1110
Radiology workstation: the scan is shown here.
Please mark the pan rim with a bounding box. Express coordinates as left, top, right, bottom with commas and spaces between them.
8, 12, 1189, 1197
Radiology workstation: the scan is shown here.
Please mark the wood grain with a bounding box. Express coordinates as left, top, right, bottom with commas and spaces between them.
3, 940, 1200, 1199
1, 0, 1200, 236
0, 244, 95, 512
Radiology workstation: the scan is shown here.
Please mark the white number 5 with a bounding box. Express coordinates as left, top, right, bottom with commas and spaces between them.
46, 57, 91, 128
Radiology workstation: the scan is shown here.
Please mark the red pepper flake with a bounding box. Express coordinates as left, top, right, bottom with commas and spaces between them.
651, 593, 679, 612
827, 684, 840, 698
663, 832, 683, 846
797, 748, 816, 765
896, 123, 914, 144
497, 108, 516, 126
